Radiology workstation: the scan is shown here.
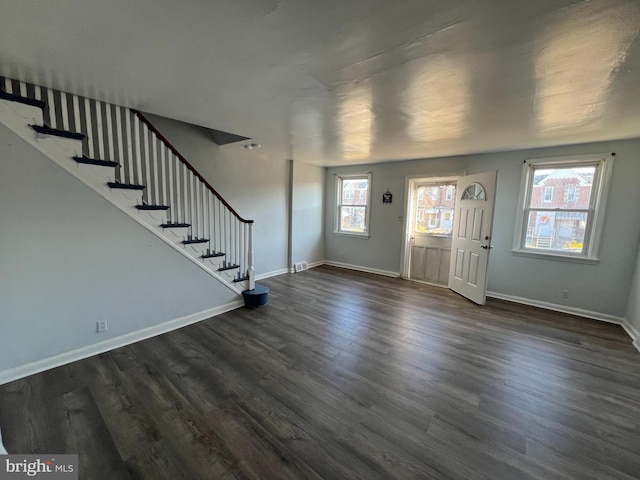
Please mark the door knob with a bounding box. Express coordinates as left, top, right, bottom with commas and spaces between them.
481, 244, 493, 249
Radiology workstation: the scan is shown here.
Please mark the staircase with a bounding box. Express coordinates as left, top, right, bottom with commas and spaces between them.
0, 77, 268, 304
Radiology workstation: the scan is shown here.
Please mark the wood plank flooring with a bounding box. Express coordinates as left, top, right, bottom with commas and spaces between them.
1, 265, 639, 479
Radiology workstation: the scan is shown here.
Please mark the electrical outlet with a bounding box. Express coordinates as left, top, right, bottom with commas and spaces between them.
96, 320, 108, 333
560, 290, 569, 299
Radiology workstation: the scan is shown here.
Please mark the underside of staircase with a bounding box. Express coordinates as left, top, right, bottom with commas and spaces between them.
0, 78, 268, 306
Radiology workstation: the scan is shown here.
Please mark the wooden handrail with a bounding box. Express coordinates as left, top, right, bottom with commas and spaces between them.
132, 110, 253, 224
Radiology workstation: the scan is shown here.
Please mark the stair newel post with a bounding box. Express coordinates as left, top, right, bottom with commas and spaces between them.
248, 221, 255, 290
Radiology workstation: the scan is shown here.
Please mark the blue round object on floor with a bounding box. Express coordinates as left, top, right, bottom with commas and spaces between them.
242, 283, 270, 307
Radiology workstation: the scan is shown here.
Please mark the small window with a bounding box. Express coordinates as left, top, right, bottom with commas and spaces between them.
461, 183, 486, 200
445, 186, 454, 201
513, 153, 614, 261
336, 173, 371, 236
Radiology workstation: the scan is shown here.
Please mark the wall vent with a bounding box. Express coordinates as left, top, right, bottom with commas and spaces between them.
294, 261, 308, 272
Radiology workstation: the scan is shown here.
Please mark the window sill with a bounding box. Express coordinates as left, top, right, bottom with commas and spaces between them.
333, 231, 370, 239
511, 249, 599, 264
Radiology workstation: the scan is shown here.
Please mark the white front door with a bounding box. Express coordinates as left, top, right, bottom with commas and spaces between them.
448, 171, 497, 305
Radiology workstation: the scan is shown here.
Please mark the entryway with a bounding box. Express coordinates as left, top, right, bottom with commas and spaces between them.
402, 171, 497, 305
402, 177, 458, 287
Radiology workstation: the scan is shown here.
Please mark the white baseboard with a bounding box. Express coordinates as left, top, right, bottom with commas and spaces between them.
256, 268, 289, 280
620, 320, 640, 353
0, 300, 243, 386
323, 261, 400, 278
486, 291, 625, 324
487, 290, 633, 328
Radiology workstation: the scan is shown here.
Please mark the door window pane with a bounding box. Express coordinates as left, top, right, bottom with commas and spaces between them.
414, 183, 456, 235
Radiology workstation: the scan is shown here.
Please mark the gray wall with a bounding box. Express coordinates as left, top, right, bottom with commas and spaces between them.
325, 156, 466, 274
144, 113, 291, 277
326, 138, 640, 319
0, 123, 238, 373
291, 161, 325, 267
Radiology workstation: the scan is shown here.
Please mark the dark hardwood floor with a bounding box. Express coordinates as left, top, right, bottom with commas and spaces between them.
1, 265, 639, 479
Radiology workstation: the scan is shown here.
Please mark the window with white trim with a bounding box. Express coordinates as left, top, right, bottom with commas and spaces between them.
513, 154, 614, 261
336, 173, 371, 236
445, 185, 454, 201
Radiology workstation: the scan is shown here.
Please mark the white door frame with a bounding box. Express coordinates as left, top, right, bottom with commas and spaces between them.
400, 172, 464, 280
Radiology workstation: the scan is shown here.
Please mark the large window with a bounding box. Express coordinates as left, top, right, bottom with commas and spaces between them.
513, 154, 614, 261
336, 173, 371, 236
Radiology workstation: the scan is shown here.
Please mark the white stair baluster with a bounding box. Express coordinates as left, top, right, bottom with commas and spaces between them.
115, 106, 125, 182
72, 95, 81, 134
151, 134, 159, 204
105, 103, 115, 163
95, 101, 105, 160
125, 110, 135, 184
160, 144, 167, 206
142, 124, 152, 203
84, 98, 94, 158
47, 88, 57, 129
60, 92, 69, 132
248, 223, 255, 290
169, 153, 177, 222
133, 115, 142, 186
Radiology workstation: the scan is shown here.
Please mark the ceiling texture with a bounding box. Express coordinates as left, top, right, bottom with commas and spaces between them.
1, 0, 640, 166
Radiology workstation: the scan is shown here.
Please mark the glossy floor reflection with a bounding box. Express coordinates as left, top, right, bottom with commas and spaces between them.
0, 265, 638, 479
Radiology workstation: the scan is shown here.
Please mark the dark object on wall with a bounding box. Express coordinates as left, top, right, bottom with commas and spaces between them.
383, 189, 392, 204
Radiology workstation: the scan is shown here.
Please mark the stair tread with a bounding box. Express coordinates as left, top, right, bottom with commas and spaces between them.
73, 155, 118, 168
108, 182, 145, 190
136, 204, 170, 211
0, 90, 46, 109
202, 252, 225, 258
183, 238, 209, 244
233, 275, 249, 283
31, 124, 85, 141
219, 264, 239, 271
162, 222, 190, 228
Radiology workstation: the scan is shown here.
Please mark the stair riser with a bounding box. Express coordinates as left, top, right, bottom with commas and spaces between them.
0, 100, 44, 135
110, 187, 144, 204
219, 269, 239, 282
162, 228, 190, 242
202, 256, 225, 270
183, 243, 208, 257
138, 209, 167, 224
76, 163, 117, 184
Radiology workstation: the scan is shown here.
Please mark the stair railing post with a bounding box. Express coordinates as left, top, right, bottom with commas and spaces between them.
248, 222, 255, 290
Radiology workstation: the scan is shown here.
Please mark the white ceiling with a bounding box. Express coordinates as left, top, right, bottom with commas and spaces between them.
1, 0, 639, 166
